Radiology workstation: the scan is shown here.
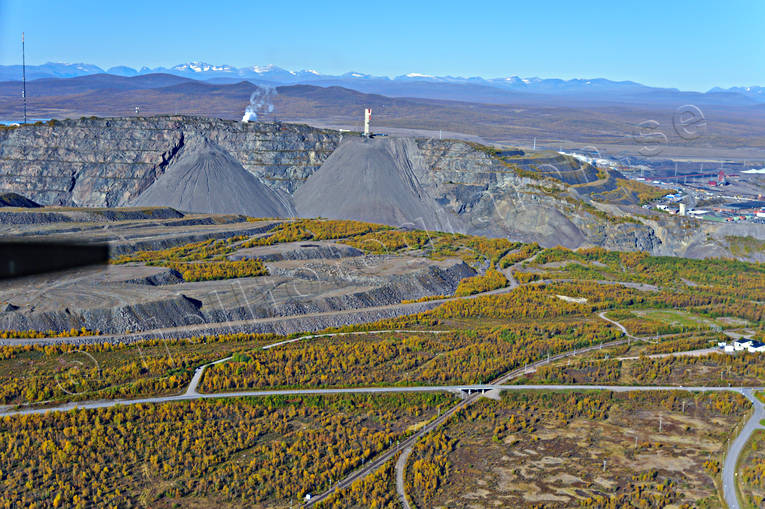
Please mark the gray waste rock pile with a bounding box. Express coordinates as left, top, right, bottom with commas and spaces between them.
132, 137, 294, 217
295, 137, 463, 232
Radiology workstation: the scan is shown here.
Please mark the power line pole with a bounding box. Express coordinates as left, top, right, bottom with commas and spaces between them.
22, 32, 27, 124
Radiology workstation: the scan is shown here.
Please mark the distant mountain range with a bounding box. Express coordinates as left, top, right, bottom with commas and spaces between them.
1, 61, 763, 103
2, 71, 765, 158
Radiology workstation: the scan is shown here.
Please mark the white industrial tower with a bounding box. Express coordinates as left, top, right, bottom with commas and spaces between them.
363, 108, 372, 137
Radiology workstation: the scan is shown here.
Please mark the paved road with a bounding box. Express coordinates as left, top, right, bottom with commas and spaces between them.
395, 446, 413, 509
186, 356, 231, 395
722, 388, 765, 509
0, 385, 503, 418
598, 311, 634, 337
2, 382, 752, 416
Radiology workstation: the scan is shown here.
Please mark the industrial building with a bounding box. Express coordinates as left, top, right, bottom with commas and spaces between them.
719, 339, 765, 353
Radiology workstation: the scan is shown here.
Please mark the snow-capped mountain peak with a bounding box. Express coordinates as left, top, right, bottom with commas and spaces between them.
254, 64, 290, 73
3, 61, 762, 105
173, 61, 234, 73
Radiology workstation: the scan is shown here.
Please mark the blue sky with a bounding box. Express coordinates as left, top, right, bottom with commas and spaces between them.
0, 0, 763, 91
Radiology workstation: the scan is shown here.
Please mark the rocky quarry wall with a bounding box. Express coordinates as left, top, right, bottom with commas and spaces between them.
0, 116, 340, 206
1, 116, 760, 259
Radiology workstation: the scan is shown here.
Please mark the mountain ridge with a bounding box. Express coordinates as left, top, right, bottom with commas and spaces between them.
0, 61, 760, 99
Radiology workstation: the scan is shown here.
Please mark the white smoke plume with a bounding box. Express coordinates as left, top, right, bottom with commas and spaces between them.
242, 87, 277, 122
